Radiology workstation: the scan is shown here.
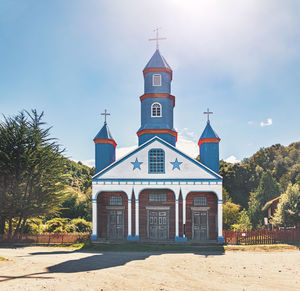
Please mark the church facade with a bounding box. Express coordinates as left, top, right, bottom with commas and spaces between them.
91, 49, 224, 243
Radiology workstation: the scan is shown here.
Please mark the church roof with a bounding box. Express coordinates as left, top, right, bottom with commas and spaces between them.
94, 123, 115, 141
144, 49, 172, 70
199, 121, 220, 140
93, 136, 222, 180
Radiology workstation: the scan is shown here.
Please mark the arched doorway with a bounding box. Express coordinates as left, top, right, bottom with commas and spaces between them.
97, 191, 128, 240
185, 192, 218, 241
138, 189, 175, 240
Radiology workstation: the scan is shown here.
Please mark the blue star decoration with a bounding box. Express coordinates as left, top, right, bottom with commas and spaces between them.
131, 158, 143, 170
170, 158, 183, 170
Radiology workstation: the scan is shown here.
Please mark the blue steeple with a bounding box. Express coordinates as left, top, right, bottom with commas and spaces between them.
137, 49, 177, 146
198, 119, 220, 173
94, 121, 116, 174
144, 49, 171, 70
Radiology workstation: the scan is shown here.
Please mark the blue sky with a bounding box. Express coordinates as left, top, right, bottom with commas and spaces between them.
1, 0, 299, 166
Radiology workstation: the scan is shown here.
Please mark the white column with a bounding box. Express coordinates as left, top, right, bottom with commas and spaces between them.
183, 198, 186, 237
218, 201, 223, 238
135, 199, 139, 237
175, 199, 179, 237
91, 199, 97, 240
128, 199, 132, 237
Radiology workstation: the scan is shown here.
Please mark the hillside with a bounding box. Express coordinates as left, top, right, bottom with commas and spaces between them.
220, 141, 300, 208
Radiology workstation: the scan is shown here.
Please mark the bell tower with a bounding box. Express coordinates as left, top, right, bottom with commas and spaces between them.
137, 48, 177, 146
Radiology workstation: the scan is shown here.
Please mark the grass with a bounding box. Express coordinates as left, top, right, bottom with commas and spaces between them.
224, 244, 300, 252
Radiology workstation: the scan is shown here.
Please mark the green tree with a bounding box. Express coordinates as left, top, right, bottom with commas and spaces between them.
223, 202, 241, 230
0, 110, 66, 236
232, 210, 252, 231
271, 184, 300, 227
248, 171, 281, 228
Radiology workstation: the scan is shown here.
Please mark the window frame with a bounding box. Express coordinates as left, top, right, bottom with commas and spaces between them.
149, 192, 167, 202
148, 148, 165, 174
152, 74, 162, 86
193, 196, 207, 206
151, 102, 162, 118
109, 196, 123, 206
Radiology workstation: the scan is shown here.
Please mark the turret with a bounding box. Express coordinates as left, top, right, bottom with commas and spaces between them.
94, 112, 116, 174
137, 49, 177, 146
198, 110, 220, 173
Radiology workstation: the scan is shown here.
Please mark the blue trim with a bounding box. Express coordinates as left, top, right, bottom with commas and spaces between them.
148, 148, 165, 174
127, 235, 139, 241
94, 178, 222, 183
175, 236, 187, 242
218, 199, 223, 203
92, 199, 97, 202
217, 236, 225, 244
92, 136, 222, 180
91, 234, 98, 241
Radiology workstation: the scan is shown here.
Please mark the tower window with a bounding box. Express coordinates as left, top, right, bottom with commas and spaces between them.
152, 74, 162, 86
151, 102, 162, 117
149, 149, 165, 173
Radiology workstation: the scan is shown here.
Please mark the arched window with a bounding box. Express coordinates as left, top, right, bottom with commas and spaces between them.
149, 149, 165, 173
151, 102, 162, 117
152, 74, 161, 86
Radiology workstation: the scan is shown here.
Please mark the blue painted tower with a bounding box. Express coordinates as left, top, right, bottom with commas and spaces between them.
94, 121, 117, 174
137, 49, 177, 146
198, 119, 220, 173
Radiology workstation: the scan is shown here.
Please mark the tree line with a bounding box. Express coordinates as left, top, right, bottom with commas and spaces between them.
220, 142, 300, 230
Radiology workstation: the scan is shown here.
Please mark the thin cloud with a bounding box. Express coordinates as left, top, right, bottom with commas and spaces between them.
260, 118, 273, 127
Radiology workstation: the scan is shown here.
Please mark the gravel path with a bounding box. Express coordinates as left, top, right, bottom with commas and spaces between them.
0, 246, 299, 290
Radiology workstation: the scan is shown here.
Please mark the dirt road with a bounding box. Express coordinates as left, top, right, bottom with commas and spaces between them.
0, 246, 299, 290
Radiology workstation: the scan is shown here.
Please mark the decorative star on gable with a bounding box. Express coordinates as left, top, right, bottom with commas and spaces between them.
170, 158, 183, 170
131, 158, 143, 170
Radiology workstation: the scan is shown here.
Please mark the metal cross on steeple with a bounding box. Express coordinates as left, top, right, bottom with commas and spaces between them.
149, 27, 167, 50
204, 108, 213, 123
101, 109, 110, 124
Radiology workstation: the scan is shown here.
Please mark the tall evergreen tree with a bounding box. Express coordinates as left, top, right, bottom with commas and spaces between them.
0, 110, 65, 236
248, 170, 281, 227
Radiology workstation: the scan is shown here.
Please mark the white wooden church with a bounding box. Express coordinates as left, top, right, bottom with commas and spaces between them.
91, 45, 224, 243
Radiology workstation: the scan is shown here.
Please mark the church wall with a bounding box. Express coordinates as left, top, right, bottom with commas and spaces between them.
97, 191, 128, 239
144, 72, 171, 94
139, 189, 175, 239
185, 192, 217, 240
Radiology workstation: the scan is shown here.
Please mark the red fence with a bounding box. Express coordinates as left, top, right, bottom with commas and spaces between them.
0, 233, 91, 244
223, 229, 300, 245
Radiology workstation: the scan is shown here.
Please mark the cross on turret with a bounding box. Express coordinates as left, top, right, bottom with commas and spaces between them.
204, 108, 213, 123
101, 109, 110, 124
149, 27, 167, 50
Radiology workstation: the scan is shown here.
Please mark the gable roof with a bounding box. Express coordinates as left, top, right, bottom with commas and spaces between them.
144, 49, 172, 70
93, 136, 222, 180
261, 196, 280, 211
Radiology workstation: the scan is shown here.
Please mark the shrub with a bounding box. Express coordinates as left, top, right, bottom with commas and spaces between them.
23, 218, 44, 234
70, 218, 92, 233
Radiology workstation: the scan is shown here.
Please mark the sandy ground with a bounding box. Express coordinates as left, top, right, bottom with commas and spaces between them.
0, 246, 299, 291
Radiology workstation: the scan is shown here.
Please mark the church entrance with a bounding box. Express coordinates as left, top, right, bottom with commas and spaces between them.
147, 209, 169, 240
192, 211, 208, 241
107, 209, 124, 240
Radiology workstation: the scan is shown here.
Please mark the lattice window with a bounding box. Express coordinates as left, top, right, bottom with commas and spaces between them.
109, 196, 122, 206
149, 149, 165, 173
149, 192, 167, 202
151, 102, 162, 117
194, 196, 207, 206
152, 74, 162, 86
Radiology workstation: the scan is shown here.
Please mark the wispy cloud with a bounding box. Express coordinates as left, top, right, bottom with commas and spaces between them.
248, 121, 254, 125
260, 118, 273, 127
224, 155, 240, 164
